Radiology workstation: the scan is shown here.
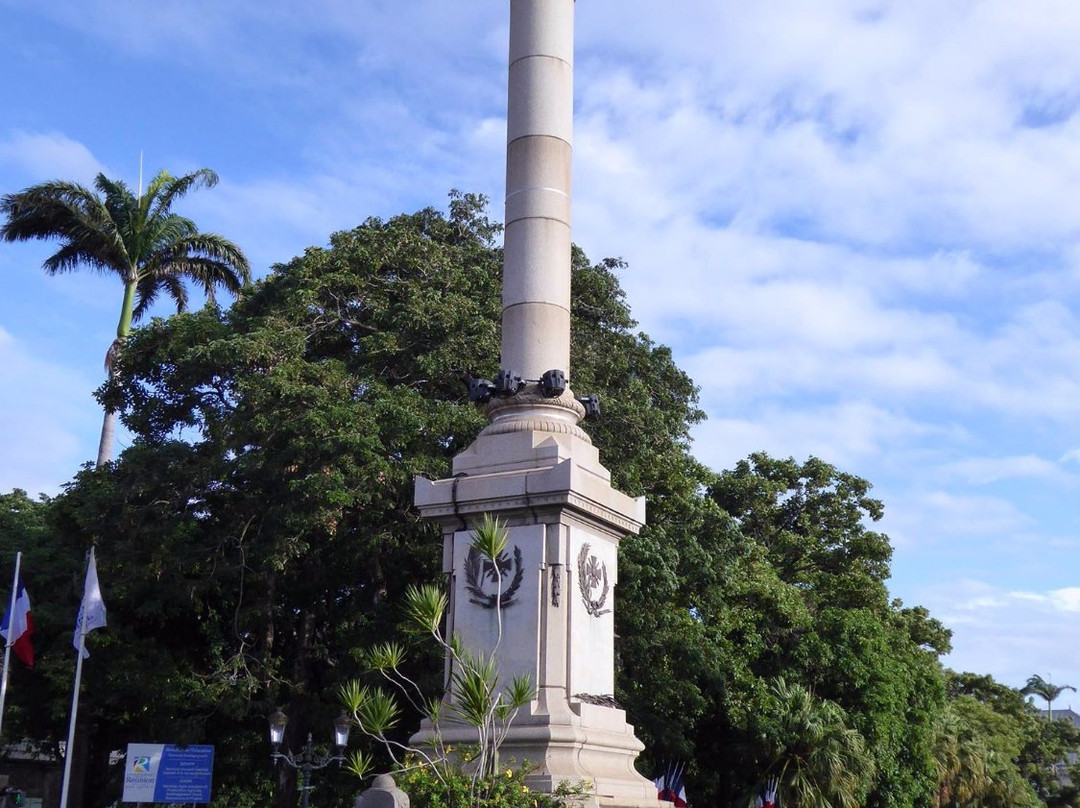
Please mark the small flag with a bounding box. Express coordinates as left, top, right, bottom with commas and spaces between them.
759, 777, 778, 808
72, 549, 107, 659
656, 762, 687, 807
0, 576, 34, 667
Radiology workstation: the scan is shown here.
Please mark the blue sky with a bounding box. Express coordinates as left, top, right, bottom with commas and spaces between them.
3, 0, 1080, 698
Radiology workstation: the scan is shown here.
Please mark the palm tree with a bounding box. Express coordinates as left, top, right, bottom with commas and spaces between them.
931, 702, 993, 808
1021, 674, 1076, 721
753, 678, 875, 808
1, 168, 250, 466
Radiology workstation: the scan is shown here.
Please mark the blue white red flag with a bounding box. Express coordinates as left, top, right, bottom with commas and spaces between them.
755, 776, 778, 808
0, 576, 34, 667
655, 762, 687, 807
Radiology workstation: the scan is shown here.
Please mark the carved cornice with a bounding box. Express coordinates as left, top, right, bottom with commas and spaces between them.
415, 490, 643, 535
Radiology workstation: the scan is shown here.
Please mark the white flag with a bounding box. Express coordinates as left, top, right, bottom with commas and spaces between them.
72, 548, 107, 658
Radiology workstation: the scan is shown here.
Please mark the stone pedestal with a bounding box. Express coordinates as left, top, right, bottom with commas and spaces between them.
414, 395, 656, 808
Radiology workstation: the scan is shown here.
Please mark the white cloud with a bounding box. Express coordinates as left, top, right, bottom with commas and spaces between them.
0, 131, 104, 184
910, 490, 1031, 538
1008, 591, 1047, 603
690, 400, 937, 475
1049, 588, 1080, 612
911, 579, 1080, 686
939, 455, 1070, 485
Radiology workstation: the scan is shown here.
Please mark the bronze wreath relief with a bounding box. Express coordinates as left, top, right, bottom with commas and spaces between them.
465, 545, 524, 609
577, 543, 611, 617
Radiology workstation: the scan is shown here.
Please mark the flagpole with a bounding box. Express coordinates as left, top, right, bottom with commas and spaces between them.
0, 551, 22, 739
59, 549, 93, 808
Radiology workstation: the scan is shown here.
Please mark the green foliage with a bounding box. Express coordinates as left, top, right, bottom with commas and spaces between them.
341, 516, 540, 808
393, 756, 584, 808
619, 453, 951, 808
341, 682, 402, 737
208, 781, 276, 808
941, 672, 1080, 808
753, 677, 875, 808
1, 194, 509, 807
9, 191, 1071, 808
404, 585, 449, 637
1, 167, 250, 466
471, 514, 509, 569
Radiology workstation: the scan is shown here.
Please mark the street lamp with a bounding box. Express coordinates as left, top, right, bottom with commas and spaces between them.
268, 709, 352, 808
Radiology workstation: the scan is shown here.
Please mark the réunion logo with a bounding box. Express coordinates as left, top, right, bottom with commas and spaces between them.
132, 756, 152, 774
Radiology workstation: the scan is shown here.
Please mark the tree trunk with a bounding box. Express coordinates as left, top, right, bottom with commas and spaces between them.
96, 407, 116, 467
96, 279, 137, 468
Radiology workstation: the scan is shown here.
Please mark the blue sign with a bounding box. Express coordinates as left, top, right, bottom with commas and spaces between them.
123, 743, 214, 804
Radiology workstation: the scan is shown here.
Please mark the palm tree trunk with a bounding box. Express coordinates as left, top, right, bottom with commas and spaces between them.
96, 279, 137, 468
117, 279, 137, 339
96, 408, 116, 468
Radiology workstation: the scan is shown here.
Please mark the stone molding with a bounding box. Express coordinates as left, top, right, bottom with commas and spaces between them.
479, 387, 591, 442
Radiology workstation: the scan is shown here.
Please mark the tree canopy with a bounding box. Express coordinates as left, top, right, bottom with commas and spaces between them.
0, 193, 1075, 808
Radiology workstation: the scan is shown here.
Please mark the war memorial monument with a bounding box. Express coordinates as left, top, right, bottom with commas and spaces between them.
414, 2, 658, 806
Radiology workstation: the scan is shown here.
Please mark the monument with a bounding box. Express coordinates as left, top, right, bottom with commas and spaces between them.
413, 1, 656, 805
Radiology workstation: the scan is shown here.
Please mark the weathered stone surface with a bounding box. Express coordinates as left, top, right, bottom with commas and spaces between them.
354, 774, 409, 808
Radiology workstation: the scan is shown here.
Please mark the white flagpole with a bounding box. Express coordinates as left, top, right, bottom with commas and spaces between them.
0, 550, 22, 739
59, 549, 93, 808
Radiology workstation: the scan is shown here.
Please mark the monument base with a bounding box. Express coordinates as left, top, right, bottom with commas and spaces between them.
414, 395, 653, 808
411, 699, 656, 808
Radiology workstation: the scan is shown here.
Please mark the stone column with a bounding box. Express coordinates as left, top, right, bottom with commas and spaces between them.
502, 0, 574, 385
413, 2, 656, 807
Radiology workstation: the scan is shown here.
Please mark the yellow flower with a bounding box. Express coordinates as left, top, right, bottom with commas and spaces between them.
505, 769, 513, 778
521, 785, 529, 792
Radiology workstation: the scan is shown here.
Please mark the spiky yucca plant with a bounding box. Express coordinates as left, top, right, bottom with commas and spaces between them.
340, 515, 540, 807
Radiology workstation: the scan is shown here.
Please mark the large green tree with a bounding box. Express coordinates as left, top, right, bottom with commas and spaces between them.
5, 192, 707, 808
1, 168, 250, 466
2, 193, 975, 808
630, 453, 952, 808
947, 673, 1080, 808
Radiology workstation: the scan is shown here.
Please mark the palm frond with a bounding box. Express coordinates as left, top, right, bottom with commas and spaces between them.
403, 584, 447, 635
145, 168, 218, 224
1, 181, 130, 276
132, 275, 187, 322
471, 514, 508, 562
759, 677, 873, 808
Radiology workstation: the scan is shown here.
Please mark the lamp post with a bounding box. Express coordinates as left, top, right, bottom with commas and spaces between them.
268, 709, 352, 808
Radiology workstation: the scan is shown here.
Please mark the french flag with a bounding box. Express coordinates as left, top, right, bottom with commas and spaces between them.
754, 776, 778, 808
655, 762, 687, 807
1, 576, 34, 667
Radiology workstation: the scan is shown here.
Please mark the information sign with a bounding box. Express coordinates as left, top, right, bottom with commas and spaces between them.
122, 743, 214, 804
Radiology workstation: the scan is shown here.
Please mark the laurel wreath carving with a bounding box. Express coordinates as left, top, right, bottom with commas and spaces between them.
464, 545, 524, 609
577, 543, 611, 617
